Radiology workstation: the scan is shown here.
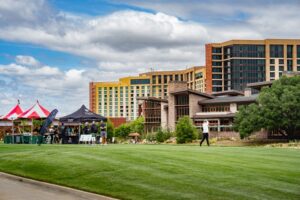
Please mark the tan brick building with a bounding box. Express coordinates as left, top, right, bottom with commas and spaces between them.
205, 39, 300, 93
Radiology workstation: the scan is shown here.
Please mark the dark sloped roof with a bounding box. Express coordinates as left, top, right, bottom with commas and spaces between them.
199, 94, 258, 105
212, 90, 244, 96
193, 113, 236, 119
246, 81, 273, 89
137, 97, 168, 103
59, 105, 106, 123
170, 89, 215, 99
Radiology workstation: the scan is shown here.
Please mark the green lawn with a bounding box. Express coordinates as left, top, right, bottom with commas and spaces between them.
0, 144, 299, 200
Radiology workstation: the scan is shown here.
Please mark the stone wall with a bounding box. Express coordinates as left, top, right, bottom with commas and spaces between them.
209, 131, 240, 139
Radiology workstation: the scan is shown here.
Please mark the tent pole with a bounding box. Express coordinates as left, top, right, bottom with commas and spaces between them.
78, 123, 81, 144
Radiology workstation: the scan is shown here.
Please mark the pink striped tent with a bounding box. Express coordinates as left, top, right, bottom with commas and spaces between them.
0, 102, 23, 120
19, 101, 50, 119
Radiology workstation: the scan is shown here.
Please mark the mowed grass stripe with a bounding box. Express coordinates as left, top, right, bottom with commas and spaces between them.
0, 144, 299, 200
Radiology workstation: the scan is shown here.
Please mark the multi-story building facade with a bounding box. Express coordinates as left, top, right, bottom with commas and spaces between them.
90, 66, 206, 120
140, 66, 206, 99
205, 39, 300, 93
90, 76, 151, 121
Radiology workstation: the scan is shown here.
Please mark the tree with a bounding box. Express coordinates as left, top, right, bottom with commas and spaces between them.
234, 76, 300, 139
129, 116, 144, 134
233, 104, 263, 139
106, 119, 114, 141
176, 116, 197, 144
114, 124, 131, 138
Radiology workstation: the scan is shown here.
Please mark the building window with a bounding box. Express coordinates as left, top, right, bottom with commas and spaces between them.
270, 72, 275, 78
279, 59, 284, 64
158, 75, 162, 84
212, 80, 222, 85
270, 45, 284, 58
175, 94, 189, 121
297, 45, 300, 58
212, 87, 222, 92
287, 45, 293, 58
152, 75, 156, 84
212, 47, 222, 53
202, 104, 230, 112
279, 66, 284, 71
212, 55, 222, 60
130, 79, 150, 85
297, 66, 300, 71
195, 72, 203, 79
212, 61, 222, 66
175, 74, 179, 81
270, 66, 275, 71
270, 59, 275, 64
212, 68, 222, 72
212, 74, 222, 79
287, 60, 293, 71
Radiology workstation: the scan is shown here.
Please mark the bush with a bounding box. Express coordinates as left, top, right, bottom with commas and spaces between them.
146, 132, 156, 142
129, 116, 144, 134
156, 129, 172, 143
114, 124, 131, 138
176, 116, 197, 144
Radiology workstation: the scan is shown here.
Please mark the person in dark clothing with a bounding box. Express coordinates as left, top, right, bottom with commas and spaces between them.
100, 120, 107, 145
60, 123, 66, 144
83, 122, 90, 134
91, 121, 99, 143
200, 120, 210, 146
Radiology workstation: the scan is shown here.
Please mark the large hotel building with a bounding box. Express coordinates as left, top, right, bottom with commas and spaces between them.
90, 39, 300, 121
90, 66, 206, 120
205, 39, 300, 93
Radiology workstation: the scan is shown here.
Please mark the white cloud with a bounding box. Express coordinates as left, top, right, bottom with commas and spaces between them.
0, 55, 128, 116
15, 55, 41, 67
0, 0, 299, 115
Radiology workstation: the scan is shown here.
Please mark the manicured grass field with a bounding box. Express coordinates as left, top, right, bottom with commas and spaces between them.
0, 144, 299, 200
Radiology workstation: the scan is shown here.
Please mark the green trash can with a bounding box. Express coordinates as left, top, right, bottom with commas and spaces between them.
23, 136, 31, 144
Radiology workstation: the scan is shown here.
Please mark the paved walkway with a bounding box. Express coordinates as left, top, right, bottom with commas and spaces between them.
0, 172, 117, 200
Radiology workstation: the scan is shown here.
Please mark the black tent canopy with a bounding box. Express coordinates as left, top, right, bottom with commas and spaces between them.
59, 105, 107, 123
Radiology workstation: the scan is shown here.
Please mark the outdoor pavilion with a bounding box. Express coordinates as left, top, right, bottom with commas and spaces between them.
59, 105, 107, 144
3, 100, 51, 144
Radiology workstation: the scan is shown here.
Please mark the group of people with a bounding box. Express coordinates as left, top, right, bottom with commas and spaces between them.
81, 120, 107, 144
39, 120, 107, 145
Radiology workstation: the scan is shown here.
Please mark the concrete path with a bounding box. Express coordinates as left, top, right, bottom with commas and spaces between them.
0, 172, 117, 200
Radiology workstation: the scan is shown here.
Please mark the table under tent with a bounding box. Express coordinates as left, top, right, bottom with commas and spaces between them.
59, 105, 107, 144
3, 101, 52, 144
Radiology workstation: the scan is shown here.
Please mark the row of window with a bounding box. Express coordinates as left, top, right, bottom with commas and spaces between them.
213, 45, 300, 59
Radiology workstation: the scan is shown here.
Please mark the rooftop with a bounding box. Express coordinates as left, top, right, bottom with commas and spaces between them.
170, 89, 215, 99
212, 90, 244, 97
199, 94, 258, 105
137, 97, 168, 103
193, 113, 236, 119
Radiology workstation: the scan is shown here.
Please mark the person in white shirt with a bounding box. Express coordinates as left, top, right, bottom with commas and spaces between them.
200, 120, 210, 146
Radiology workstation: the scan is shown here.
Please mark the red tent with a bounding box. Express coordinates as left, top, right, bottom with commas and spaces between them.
0, 102, 23, 120
19, 101, 50, 119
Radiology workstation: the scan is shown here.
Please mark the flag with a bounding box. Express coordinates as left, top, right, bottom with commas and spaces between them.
39, 109, 58, 135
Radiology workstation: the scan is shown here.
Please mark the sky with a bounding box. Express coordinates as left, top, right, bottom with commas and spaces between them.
0, 0, 299, 116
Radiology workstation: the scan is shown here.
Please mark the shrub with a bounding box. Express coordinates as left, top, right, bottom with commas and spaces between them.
156, 129, 164, 143
176, 116, 197, 144
114, 124, 131, 138
156, 129, 172, 143
129, 116, 144, 134
146, 132, 156, 142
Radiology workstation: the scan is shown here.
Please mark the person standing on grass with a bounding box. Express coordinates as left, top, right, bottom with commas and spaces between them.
200, 120, 210, 146
91, 121, 98, 144
100, 120, 107, 145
